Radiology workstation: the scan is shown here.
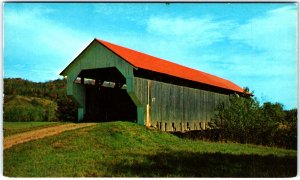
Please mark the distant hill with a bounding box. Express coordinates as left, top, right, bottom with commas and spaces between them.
5, 95, 55, 107
4, 78, 77, 122
4, 95, 57, 122
4, 78, 66, 99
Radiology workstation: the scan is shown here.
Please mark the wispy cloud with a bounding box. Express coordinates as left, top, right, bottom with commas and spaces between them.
93, 3, 151, 24
230, 6, 296, 54
220, 6, 297, 108
4, 5, 92, 81
5, 7, 92, 58
146, 15, 237, 46
142, 5, 297, 108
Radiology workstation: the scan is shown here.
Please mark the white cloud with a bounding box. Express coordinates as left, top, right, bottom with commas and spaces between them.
5, 7, 92, 60
143, 6, 297, 109
146, 15, 237, 46
222, 6, 297, 109
229, 6, 296, 55
93, 3, 150, 24
4, 6, 93, 80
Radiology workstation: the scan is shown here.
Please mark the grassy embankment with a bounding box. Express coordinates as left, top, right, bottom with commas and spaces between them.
3, 121, 297, 177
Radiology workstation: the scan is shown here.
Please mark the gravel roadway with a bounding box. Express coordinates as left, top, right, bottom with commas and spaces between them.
3, 123, 97, 150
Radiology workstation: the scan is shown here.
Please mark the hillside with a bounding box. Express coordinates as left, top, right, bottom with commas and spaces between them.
3, 121, 297, 177
4, 78, 66, 99
4, 95, 57, 122
4, 78, 77, 121
5, 95, 55, 107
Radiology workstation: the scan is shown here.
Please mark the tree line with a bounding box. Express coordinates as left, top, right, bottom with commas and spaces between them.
208, 89, 297, 149
4, 78, 77, 122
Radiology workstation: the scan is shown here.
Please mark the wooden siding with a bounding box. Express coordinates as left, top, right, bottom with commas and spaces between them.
63, 41, 137, 121
66, 41, 134, 87
134, 77, 229, 131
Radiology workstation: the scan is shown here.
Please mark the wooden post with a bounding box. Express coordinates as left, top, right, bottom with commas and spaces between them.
146, 80, 151, 127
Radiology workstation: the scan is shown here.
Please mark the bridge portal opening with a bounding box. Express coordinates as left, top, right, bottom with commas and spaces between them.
76, 67, 137, 122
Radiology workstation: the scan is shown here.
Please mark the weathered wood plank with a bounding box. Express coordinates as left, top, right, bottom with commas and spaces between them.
133, 77, 229, 132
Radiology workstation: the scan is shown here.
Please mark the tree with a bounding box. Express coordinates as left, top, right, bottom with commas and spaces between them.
4, 78, 78, 122
209, 88, 283, 145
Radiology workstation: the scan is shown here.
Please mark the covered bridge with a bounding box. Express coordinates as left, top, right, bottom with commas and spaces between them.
60, 38, 245, 132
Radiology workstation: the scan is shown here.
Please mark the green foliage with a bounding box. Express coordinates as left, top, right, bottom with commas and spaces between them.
209, 93, 262, 144
55, 96, 77, 122
209, 90, 297, 149
4, 78, 65, 99
261, 102, 285, 123
285, 108, 297, 123
274, 108, 297, 149
3, 122, 297, 177
4, 78, 78, 122
4, 95, 58, 122
258, 102, 285, 146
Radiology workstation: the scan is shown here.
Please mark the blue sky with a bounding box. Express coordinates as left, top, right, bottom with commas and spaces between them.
3, 3, 298, 109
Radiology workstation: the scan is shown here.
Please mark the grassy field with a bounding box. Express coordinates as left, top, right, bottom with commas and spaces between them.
3, 121, 297, 177
3, 122, 64, 137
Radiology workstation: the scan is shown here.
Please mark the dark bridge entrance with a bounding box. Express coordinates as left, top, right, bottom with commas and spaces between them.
77, 67, 137, 122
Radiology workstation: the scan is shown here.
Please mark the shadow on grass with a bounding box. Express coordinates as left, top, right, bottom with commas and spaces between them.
106, 151, 297, 177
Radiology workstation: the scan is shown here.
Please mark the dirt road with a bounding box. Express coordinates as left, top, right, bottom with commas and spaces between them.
3, 123, 97, 150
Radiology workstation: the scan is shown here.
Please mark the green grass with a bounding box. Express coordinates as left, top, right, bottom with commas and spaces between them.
3, 121, 297, 177
3, 122, 64, 137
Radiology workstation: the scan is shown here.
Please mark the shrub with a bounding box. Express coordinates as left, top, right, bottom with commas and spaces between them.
209, 93, 262, 144
209, 90, 297, 149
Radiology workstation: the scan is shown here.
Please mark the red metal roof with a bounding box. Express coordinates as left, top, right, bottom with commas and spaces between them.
96, 39, 245, 93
